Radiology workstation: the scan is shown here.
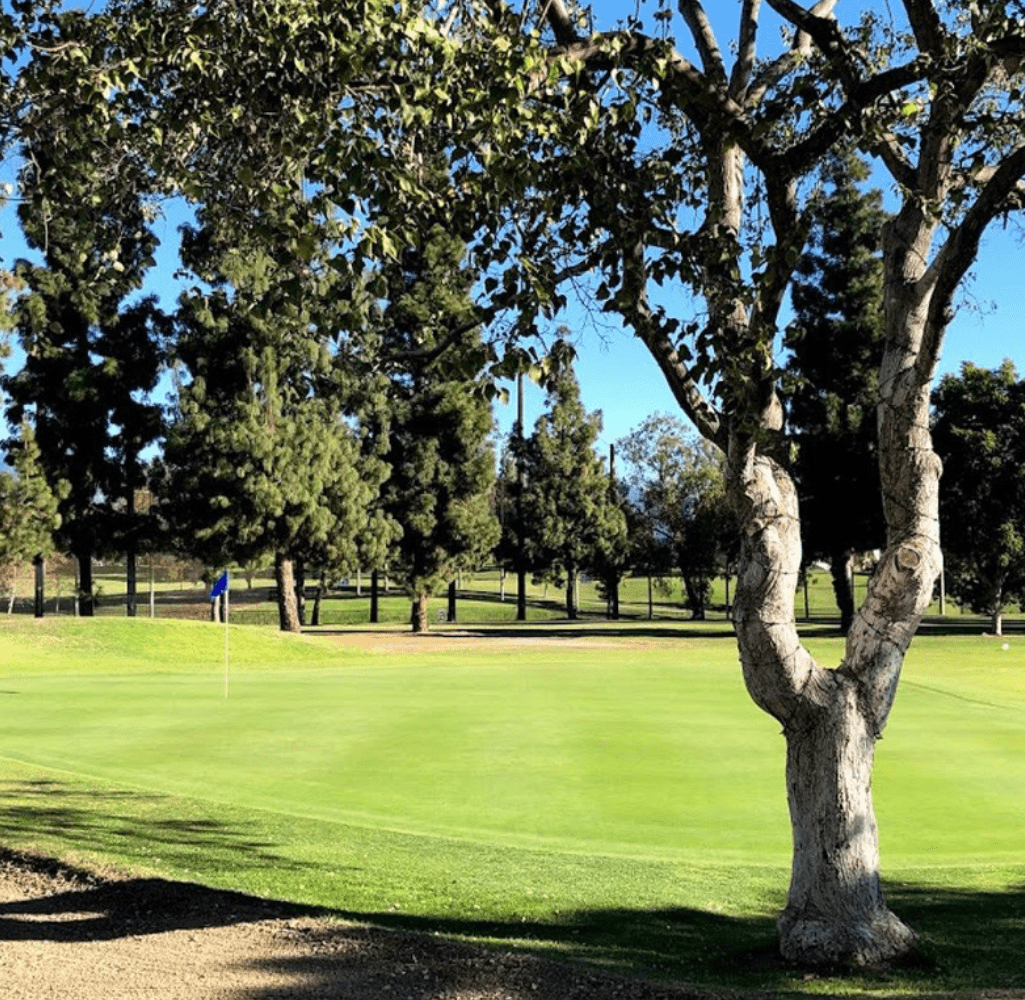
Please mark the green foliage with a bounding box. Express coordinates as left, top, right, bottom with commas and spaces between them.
0, 422, 62, 566
617, 413, 732, 620
1, 55, 166, 611
158, 219, 391, 629
516, 353, 628, 618
932, 361, 1025, 631
782, 150, 887, 630
378, 228, 499, 623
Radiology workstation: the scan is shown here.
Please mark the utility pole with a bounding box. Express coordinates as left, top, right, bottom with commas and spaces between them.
516, 372, 527, 622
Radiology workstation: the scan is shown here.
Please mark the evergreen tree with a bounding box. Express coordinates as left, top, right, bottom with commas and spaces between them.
783, 151, 887, 634
932, 361, 1025, 636
159, 225, 391, 633
0, 422, 63, 572
2, 98, 166, 616
518, 353, 627, 619
377, 227, 499, 633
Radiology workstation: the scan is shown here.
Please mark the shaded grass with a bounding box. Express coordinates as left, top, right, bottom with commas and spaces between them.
0, 617, 1023, 995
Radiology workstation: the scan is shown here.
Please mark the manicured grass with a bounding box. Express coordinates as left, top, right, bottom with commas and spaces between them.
0, 617, 1023, 996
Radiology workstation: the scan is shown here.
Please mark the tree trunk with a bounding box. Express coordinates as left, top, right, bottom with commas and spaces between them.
565, 568, 577, 619
778, 676, 916, 966
607, 572, 620, 620
370, 570, 380, 623
311, 580, 324, 627
411, 591, 429, 633
447, 580, 457, 623
682, 573, 706, 620
295, 559, 306, 627
33, 555, 44, 618
992, 609, 1003, 636
126, 549, 138, 618
78, 553, 95, 617
830, 550, 855, 635
728, 445, 931, 967
274, 553, 302, 634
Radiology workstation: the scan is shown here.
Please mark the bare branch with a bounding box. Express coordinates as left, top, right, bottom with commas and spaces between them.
923, 141, 1025, 370
541, 0, 579, 46
679, 1, 727, 85
746, 0, 837, 106
729, 0, 760, 100
899, 0, 948, 57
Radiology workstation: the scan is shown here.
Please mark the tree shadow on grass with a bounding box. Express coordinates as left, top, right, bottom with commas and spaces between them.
0, 780, 1022, 996
231, 881, 1025, 1000
0, 777, 324, 883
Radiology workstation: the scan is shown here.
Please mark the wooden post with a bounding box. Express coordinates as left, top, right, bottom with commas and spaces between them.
33, 554, 44, 618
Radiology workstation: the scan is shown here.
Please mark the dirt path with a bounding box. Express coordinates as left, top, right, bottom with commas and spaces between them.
0, 850, 725, 1000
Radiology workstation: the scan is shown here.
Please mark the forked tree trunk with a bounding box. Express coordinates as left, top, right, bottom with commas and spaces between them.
274, 553, 302, 634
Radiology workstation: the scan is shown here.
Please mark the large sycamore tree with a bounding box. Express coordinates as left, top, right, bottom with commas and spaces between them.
22, 0, 1025, 969
433, 0, 1025, 966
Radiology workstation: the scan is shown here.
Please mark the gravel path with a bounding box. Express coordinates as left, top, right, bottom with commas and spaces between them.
0, 850, 728, 1000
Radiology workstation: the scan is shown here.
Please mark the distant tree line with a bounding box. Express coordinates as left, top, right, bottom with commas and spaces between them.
3, 141, 1022, 633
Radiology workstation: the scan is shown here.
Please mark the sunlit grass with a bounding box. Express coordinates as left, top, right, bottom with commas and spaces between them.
0, 616, 1022, 995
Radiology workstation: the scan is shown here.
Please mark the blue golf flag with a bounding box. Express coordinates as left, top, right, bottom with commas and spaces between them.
210, 571, 229, 601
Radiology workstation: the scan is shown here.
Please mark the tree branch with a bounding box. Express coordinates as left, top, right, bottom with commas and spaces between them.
679, 1, 727, 86
729, 0, 760, 100
899, 0, 948, 57
923, 141, 1025, 373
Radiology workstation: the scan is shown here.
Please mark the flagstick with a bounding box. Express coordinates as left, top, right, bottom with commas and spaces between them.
224, 573, 230, 699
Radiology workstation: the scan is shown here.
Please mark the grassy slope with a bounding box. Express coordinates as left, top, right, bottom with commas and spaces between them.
0, 617, 1023, 996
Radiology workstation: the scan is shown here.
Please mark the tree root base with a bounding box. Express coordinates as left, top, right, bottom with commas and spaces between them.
778, 908, 918, 969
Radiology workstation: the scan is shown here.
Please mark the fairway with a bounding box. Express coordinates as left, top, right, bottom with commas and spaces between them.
1, 617, 1024, 995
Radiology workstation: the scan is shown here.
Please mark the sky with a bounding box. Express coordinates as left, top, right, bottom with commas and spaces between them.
1, 0, 1023, 457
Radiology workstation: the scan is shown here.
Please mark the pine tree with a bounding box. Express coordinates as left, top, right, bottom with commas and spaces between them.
159, 225, 391, 633
378, 226, 500, 633
0, 422, 63, 571
518, 353, 627, 619
2, 102, 166, 616
783, 151, 887, 634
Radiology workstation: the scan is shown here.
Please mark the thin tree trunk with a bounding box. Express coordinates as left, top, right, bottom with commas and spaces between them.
830, 549, 855, 635
647, 573, 653, 620
565, 568, 577, 619
274, 553, 302, 634
126, 550, 138, 618
992, 610, 1003, 636
295, 559, 306, 627
447, 580, 457, 623
33, 555, 44, 618
78, 553, 95, 617
311, 579, 324, 627
411, 591, 429, 633
682, 573, 706, 620
370, 570, 379, 623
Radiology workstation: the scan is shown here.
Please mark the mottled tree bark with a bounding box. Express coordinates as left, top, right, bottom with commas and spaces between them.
274, 552, 302, 634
